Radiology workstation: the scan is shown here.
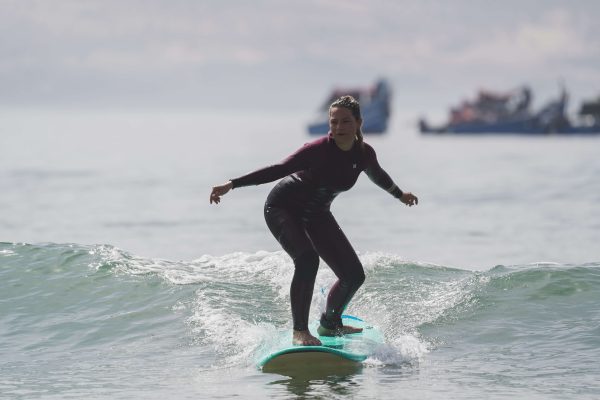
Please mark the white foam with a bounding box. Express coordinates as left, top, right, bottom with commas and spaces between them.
190, 250, 341, 322
88, 244, 215, 283
364, 334, 430, 366
360, 251, 406, 272
360, 251, 450, 273
186, 288, 280, 368
89, 248, 470, 368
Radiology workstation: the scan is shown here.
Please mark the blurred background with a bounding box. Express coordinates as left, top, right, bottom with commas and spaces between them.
1, 0, 599, 268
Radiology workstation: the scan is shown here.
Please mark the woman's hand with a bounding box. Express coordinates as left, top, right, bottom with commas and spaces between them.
210, 181, 233, 204
400, 192, 418, 207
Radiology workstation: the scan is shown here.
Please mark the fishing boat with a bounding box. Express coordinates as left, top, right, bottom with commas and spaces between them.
419, 86, 600, 135
308, 79, 391, 135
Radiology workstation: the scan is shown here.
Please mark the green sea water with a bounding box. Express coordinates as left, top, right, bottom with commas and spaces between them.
2, 242, 599, 399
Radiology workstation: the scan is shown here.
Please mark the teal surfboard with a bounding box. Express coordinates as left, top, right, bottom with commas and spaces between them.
259, 315, 384, 377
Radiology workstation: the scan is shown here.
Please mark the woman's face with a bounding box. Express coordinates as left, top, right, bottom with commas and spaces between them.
329, 107, 361, 150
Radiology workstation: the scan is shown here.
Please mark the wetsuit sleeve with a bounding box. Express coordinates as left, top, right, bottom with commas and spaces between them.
230, 143, 317, 188
363, 145, 404, 199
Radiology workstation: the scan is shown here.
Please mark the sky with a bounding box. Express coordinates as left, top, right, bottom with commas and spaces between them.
1, 0, 599, 116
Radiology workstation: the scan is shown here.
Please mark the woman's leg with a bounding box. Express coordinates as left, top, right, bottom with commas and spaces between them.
264, 205, 320, 337
305, 212, 366, 331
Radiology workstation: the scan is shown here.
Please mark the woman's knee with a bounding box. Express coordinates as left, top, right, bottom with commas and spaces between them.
354, 268, 366, 288
343, 268, 365, 291
340, 263, 365, 290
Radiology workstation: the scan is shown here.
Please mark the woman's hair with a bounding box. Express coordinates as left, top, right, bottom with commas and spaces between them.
329, 95, 364, 149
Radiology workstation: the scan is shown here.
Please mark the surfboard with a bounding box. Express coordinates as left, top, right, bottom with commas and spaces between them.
259, 315, 383, 377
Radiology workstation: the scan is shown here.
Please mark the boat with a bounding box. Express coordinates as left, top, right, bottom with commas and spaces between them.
578, 95, 600, 129
308, 79, 391, 135
419, 85, 600, 135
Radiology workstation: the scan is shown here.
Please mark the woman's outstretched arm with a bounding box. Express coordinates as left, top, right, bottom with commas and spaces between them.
364, 145, 418, 207
209, 140, 319, 204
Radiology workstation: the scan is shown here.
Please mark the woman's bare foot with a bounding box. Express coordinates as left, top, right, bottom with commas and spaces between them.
317, 324, 363, 337
293, 330, 322, 346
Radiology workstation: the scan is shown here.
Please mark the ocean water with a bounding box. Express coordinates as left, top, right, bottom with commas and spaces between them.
1, 109, 599, 399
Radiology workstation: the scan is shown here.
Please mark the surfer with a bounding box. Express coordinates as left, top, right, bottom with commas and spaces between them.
210, 95, 418, 346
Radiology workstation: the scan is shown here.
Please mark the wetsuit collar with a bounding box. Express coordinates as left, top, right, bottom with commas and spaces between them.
327, 132, 356, 152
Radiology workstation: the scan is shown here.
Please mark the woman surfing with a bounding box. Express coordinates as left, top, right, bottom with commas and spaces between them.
210, 95, 418, 346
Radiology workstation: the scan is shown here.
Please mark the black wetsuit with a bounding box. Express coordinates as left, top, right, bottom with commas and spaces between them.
231, 134, 403, 331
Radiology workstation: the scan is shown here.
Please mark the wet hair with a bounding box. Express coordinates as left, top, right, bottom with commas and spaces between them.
329, 95, 364, 149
